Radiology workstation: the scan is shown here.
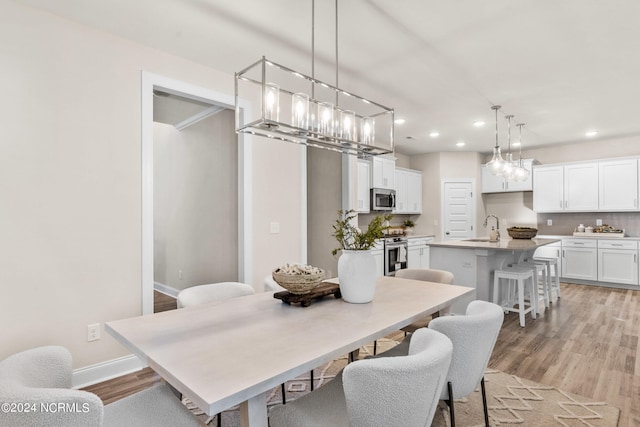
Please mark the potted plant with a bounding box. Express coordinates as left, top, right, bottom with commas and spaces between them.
331, 209, 393, 303
402, 219, 415, 235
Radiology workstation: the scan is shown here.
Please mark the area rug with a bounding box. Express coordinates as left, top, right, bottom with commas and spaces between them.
183, 339, 620, 426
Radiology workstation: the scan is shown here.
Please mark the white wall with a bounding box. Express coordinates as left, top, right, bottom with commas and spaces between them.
0, 1, 303, 369
153, 110, 238, 291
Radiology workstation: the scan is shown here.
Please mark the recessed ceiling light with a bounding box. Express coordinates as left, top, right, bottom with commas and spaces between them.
585, 130, 599, 137
394, 118, 406, 125
456, 141, 465, 147
512, 141, 521, 147
473, 120, 485, 127
429, 131, 440, 138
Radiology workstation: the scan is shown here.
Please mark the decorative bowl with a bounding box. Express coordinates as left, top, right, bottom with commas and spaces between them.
507, 227, 538, 239
272, 265, 325, 295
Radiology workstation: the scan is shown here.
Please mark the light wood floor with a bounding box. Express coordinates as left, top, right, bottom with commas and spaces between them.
85, 286, 639, 426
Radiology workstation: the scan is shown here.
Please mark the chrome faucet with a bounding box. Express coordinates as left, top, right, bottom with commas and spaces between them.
483, 215, 500, 241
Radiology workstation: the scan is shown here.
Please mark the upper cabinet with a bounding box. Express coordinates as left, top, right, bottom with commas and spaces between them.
599, 159, 639, 211
356, 160, 371, 213
481, 159, 536, 193
533, 157, 639, 212
395, 168, 422, 214
371, 156, 395, 190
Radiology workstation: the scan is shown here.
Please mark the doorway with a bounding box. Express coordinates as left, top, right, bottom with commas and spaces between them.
141, 72, 252, 315
441, 180, 475, 240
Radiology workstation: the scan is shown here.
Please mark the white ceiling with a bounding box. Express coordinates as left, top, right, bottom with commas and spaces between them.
16, 0, 640, 155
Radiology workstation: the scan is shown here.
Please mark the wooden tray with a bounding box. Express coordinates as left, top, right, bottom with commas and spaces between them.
273, 281, 341, 307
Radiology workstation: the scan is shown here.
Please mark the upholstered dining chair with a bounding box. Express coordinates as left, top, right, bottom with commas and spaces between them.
373, 300, 504, 427
269, 328, 453, 427
0, 345, 200, 427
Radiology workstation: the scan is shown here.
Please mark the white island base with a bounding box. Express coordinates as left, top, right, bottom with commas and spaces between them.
429, 238, 560, 314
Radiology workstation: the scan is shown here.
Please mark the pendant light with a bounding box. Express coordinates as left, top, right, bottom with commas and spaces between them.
501, 115, 518, 180
512, 123, 530, 182
486, 105, 506, 175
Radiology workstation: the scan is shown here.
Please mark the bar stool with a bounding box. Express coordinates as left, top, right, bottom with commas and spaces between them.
493, 267, 536, 327
513, 261, 549, 313
533, 256, 561, 301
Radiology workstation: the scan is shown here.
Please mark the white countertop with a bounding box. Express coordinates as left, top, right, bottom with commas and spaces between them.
429, 237, 560, 251
538, 234, 640, 240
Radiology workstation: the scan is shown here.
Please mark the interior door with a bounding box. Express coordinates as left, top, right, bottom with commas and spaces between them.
442, 181, 475, 240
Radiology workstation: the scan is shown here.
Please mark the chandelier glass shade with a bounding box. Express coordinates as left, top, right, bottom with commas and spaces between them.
486, 105, 506, 175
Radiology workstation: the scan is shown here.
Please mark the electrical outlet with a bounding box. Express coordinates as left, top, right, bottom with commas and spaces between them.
596, 219, 603, 226
547, 219, 553, 226
270, 222, 280, 234
178, 269, 183, 280
87, 324, 100, 342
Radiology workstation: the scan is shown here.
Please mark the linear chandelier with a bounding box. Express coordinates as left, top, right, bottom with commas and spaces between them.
234, 1, 394, 157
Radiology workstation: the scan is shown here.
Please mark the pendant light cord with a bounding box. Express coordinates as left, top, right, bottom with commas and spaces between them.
492, 105, 501, 149
311, 0, 315, 99
335, 0, 339, 106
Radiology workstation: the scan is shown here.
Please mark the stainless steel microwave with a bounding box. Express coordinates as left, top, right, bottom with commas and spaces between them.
370, 188, 396, 211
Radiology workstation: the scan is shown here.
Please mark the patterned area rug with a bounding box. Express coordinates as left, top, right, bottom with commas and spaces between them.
184, 338, 620, 426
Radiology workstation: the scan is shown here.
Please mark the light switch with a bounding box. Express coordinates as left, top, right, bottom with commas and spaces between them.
270, 222, 280, 234
596, 219, 603, 226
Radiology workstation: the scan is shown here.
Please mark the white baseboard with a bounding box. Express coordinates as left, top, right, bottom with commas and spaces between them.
154, 281, 179, 298
72, 354, 147, 389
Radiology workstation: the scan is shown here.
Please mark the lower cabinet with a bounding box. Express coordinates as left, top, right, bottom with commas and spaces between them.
562, 239, 597, 281
407, 237, 432, 269
597, 240, 639, 286
371, 240, 384, 278
533, 241, 562, 277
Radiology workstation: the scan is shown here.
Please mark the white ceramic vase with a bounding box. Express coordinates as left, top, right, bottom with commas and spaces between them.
338, 249, 377, 303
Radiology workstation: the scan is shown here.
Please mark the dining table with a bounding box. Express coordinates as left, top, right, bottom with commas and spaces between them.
105, 275, 474, 427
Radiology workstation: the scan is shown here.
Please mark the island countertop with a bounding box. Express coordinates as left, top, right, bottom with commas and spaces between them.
428, 237, 560, 251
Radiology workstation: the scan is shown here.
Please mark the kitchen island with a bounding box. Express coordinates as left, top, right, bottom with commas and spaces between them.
429, 238, 559, 313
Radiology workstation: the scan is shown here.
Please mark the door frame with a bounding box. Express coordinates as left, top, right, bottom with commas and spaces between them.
140, 71, 253, 315
440, 178, 476, 240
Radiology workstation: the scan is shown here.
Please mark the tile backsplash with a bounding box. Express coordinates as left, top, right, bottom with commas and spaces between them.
537, 212, 640, 237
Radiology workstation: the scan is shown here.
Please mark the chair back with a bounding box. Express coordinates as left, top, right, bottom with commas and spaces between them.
0, 346, 103, 426
177, 281, 254, 308
342, 328, 452, 427
428, 300, 504, 400
395, 268, 455, 284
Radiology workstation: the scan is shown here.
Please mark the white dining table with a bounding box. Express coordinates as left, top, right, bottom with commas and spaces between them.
106, 276, 474, 427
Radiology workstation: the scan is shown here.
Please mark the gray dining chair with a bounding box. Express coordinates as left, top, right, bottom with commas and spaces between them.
0, 345, 200, 427
269, 328, 453, 427
373, 300, 504, 427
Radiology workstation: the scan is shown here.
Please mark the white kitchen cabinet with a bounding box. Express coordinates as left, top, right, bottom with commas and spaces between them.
394, 168, 422, 214
371, 156, 395, 190
533, 165, 564, 212
356, 160, 371, 213
599, 159, 639, 211
564, 162, 599, 211
371, 240, 384, 278
394, 169, 408, 213
407, 237, 432, 269
562, 239, 597, 281
406, 171, 422, 214
597, 240, 639, 286
481, 159, 535, 193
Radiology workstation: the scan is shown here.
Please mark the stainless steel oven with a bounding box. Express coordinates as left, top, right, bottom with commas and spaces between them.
384, 237, 408, 276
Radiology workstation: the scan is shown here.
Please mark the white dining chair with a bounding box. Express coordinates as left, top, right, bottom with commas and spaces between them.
373, 300, 504, 427
0, 345, 200, 427
269, 328, 453, 427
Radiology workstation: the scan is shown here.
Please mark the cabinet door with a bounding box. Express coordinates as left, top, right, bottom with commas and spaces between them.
372, 157, 395, 189
564, 163, 599, 211
562, 247, 597, 280
598, 249, 639, 285
372, 249, 384, 278
356, 160, 371, 213
533, 166, 564, 212
419, 245, 430, 268
394, 169, 408, 213
534, 243, 562, 278
406, 171, 422, 213
407, 246, 420, 269
599, 159, 639, 211
481, 165, 506, 193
